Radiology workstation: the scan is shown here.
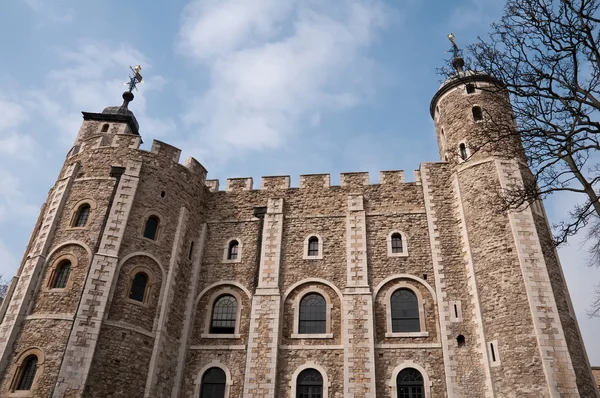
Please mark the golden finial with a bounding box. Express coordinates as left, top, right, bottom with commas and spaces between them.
125, 65, 144, 92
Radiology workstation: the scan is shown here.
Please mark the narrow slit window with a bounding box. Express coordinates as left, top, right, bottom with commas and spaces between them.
210, 294, 237, 334
16, 355, 38, 391
490, 343, 496, 362
188, 241, 195, 260
143, 216, 159, 240
52, 260, 71, 289
391, 233, 403, 254
227, 240, 239, 260
459, 143, 468, 160
307, 237, 319, 257
129, 272, 148, 302
472, 106, 483, 121
454, 304, 458, 319
73, 204, 91, 227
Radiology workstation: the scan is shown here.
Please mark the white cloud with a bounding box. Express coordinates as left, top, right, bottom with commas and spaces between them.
178, 0, 390, 161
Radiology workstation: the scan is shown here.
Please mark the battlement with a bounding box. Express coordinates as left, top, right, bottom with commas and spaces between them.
151, 140, 181, 163
208, 170, 421, 192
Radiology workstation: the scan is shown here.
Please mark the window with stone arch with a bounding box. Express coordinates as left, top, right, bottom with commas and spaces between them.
143, 215, 161, 240
459, 143, 468, 161
73, 203, 91, 227
210, 294, 238, 335
387, 231, 408, 257
51, 260, 71, 289
101, 123, 110, 133
200, 367, 226, 398
126, 266, 156, 306
396, 368, 424, 398
299, 293, 326, 334
296, 368, 323, 398
383, 282, 429, 338
222, 238, 243, 263
9, 348, 44, 393
303, 234, 323, 260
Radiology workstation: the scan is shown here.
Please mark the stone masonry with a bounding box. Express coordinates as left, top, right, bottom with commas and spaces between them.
0, 65, 597, 398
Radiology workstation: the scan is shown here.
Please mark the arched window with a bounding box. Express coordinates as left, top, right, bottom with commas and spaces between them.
16, 355, 38, 391
101, 123, 109, 132
52, 260, 71, 289
143, 216, 160, 240
200, 367, 226, 398
391, 233, 403, 254
227, 240, 239, 260
299, 293, 326, 334
391, 289, 420, 333
307, 237, 319, 257
210, 295, 237, 334
396, 368, 424, 398
472, 106, 483, 121
129, 272, 148, 302
459, 143, 468, 160
296, 369, 323, 398
73, 204, 91, 227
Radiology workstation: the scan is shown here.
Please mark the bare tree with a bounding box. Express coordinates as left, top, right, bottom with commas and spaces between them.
441, 0, 600, 315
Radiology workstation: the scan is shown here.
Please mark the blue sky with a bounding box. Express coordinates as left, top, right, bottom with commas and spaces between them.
1, 0, 598, 364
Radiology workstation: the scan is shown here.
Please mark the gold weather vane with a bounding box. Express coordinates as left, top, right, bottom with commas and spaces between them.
448, 33, 460, 58
125, 65, 144, 92
447, 33, 465, 72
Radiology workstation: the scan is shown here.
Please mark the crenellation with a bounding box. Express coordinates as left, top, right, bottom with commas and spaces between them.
182, 156, 207, 182
150, 139, 182, 163
260, 175, 291, 190
205, 179, 219, 192
379, 170, 405, 185
340, 171, 369, 188
226, 177, 253, 192
299, 173, 330, 189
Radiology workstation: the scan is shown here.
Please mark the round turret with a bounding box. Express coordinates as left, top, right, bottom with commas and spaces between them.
430, 68, 526, 165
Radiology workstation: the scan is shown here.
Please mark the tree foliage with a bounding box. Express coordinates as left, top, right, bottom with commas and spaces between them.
442, 0, 600, 315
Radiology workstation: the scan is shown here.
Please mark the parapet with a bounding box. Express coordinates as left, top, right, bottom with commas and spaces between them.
379, 170, 404, 185
206, 180, 219, 193
299, 174, 330, 189
340, 172, 369, 188
206, 170, 421, 192
151, 140, 181, 163
226, 177, 253, 192
260, 176, 290, 190
183, 157, 208, 182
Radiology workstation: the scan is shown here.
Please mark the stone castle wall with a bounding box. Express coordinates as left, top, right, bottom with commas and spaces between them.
0, 73, 597, 398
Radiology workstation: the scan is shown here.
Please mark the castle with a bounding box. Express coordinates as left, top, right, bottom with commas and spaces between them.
0, 50, 597, 398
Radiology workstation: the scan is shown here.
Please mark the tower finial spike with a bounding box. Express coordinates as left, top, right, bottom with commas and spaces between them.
448, 33, 465, 73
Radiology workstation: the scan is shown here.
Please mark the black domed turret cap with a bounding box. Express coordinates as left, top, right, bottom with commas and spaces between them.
83, 91, 140, 135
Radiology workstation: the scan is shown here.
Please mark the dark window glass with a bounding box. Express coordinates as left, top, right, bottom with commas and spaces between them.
297, 369, 323, 398
391, 233, 403, 253
16, 356, 38, 391
396, 368, 424, 398
210, 295, 237, 334
299, 293, 326, 334
74, 204, 90, 227
143, 216, 159, 240
227, 240, 239, 260
459, 143, 468, 160
200, 367, 226, 398
472, 106, 483, 121
466, 84, 475, 94
391, 289, 420, 333
129, 273, 148, 302
52, 261, 71, 289
307, 237, 319, 256
101, 123, 109, 132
